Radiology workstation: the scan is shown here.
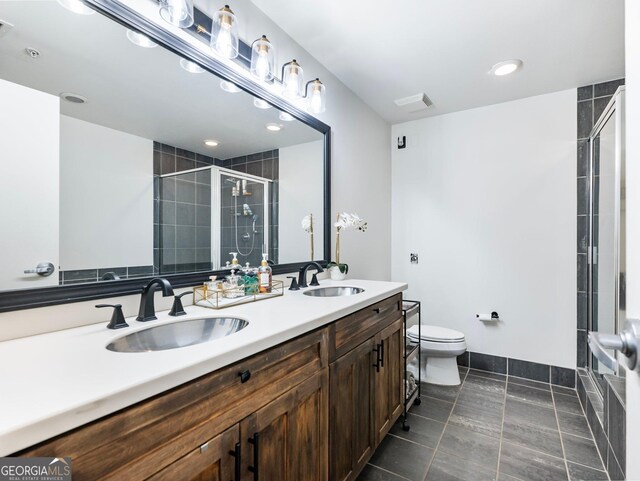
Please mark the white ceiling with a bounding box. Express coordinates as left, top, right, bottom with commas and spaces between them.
251, 0, 625, 124
0, 1, 322, 159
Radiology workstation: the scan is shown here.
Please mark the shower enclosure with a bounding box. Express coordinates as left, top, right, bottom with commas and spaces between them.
587, 87, 626, 393
157, 166, 272, 275
214, 169, 272, 268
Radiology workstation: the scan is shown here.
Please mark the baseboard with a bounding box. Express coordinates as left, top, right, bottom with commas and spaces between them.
456, 350, 576, 388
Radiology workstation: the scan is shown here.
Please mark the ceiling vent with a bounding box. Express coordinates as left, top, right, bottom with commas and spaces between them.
394, 93, 433, 113
0, 19, 14, 38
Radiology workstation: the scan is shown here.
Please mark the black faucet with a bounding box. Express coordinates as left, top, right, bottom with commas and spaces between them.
298, 262, 324, 288
136, 278, 174, 322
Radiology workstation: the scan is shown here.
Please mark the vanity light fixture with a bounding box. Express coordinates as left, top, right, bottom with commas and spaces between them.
159, 0, 194, 28
253, 97, 272, 110
180, 58, 205, 73
265, 123, 282, 132
220, 80, 241, 93
250, 35, 275, 82
279, 112, 295, 122
56, 0, 95, 15
126, 29, 158, 48
490, 59, 523, 76
282, 59, 304, 99
204, 139, 219, 147
160, 4, 328, 113
306, 78, 326, 114
210, 5, 239, 59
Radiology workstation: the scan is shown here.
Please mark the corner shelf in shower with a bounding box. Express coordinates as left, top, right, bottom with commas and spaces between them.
193, 280, 284, 310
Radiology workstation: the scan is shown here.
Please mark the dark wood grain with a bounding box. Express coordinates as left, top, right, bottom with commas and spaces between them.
329, 338, 376, 481
329, 294, 402, 362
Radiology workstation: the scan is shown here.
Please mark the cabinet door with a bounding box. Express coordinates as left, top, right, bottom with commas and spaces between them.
329, 338, 376, 481
241, 369, 328, 481
374, 318, 403, 444
147, 424, 239, 481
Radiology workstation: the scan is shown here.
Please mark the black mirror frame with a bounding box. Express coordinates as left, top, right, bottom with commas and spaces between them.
0, 0, 331, 313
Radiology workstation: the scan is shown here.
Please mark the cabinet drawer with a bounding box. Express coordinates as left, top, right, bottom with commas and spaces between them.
19, 327, 328, 481
329, 294, 402, 362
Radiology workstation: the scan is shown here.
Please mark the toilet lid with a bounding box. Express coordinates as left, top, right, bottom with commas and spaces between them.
407, 325, 465, 342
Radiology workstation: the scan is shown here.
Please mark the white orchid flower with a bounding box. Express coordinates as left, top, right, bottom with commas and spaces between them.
335, 212, 367, 232
302, 214, 313, 233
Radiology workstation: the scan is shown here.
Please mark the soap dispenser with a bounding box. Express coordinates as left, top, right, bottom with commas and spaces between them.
229, 252, 240, 268
258, 253, 272, 293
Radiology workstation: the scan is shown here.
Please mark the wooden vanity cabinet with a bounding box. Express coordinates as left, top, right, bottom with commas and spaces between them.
329, 337, 376, 481
19, 328, 328, 481
328, 294, 403, 481
16, 293, 403, 481
240, 369, 328, 481
146, 424, 239, 481
373, 318, 404, 445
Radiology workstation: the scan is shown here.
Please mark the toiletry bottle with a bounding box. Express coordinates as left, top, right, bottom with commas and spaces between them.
258, 254, 272, 293
229, 252, 239, 268
205, 276, 217, 298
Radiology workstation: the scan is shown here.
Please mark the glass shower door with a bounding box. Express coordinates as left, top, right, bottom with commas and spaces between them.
217, 170, 271, 269
588, 89, 625, 392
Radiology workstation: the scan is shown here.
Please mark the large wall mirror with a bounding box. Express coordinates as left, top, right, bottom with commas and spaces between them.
0, 0, 330, 311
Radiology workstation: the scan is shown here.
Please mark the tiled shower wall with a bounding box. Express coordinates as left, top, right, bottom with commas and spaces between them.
576, 78, 625, 368
154, 142, 221, 274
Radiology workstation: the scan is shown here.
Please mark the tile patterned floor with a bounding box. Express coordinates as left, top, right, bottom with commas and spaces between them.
357, 367, 611, 481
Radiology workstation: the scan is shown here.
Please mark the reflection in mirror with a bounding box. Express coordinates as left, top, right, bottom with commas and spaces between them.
0, 1, 325, 291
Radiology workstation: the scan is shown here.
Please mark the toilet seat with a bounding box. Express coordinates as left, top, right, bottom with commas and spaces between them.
407, 325, 465, 343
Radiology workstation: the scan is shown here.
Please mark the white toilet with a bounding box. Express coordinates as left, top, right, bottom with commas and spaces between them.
407, 325, 467, 386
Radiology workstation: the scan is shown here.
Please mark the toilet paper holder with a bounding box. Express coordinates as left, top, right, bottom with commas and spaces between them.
477, 311, 500, 322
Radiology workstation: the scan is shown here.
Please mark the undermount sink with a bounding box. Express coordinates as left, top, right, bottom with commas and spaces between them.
106, 317, 248, 353
303, 286, 365, 297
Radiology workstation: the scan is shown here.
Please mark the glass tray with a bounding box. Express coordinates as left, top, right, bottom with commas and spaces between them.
193, 280, 284, 309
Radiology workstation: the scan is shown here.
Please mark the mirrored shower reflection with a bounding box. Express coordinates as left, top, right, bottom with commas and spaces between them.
219, 172, 271, 268
158, 168, 213, 274
156, 156, 278, 274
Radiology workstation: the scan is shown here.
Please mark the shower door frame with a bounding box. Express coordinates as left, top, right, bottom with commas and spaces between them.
212, 167, 272, 270
587, 86, 626, 395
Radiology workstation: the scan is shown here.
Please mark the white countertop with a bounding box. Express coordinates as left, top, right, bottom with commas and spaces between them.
0, 279, 406, 455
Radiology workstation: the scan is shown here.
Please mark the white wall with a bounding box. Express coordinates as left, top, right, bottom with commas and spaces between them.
391, 89, 577, 368
59, 116, 154, 270
624, 0, 640, 477
278, 140, 324, 263
0, 79, 59, 290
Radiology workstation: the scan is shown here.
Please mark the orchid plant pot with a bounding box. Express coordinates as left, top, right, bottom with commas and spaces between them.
329, 264, 348, 281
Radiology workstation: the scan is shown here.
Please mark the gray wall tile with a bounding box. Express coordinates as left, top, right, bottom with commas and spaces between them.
508, 358, 550, 382
470, 352, 507, 374
551, 366, 576, 388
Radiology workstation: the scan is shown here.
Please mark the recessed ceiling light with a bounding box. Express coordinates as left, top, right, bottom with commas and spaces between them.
490, 59, 523, 76
60, 92, 87, 104
56, 0, 95, 15
180, 58, 205, 73
254, 98, 272, 110
126, 29, 157, 48
279, 112, 295, 122
204, 140, 219, 147
220, 80, 241, 93
266, 123, 282, 132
